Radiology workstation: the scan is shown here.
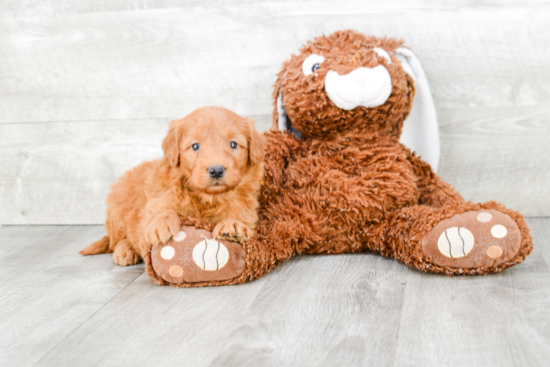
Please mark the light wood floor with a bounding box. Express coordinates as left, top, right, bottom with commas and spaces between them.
1, 218, 549, 367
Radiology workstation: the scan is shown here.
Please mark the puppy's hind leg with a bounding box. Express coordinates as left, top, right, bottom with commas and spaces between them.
112, 239, 142, 266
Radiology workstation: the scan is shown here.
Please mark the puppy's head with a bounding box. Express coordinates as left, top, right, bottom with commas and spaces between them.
162, 106, 265, 195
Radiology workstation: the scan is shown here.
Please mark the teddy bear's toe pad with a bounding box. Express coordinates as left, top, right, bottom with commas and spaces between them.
151, 226, 246, 284
422, 210, 521, 269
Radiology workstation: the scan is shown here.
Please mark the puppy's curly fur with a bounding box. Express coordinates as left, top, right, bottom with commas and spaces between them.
80, 106, 265, 266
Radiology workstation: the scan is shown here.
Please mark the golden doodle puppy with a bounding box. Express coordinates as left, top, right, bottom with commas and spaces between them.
80, 106, 265, 266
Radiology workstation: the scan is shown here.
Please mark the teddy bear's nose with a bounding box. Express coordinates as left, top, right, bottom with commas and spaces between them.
348, 68, 370, 87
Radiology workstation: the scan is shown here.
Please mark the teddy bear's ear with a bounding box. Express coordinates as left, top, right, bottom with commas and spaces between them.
393, 47, 441, 173
272, 69, 304, 139
276, 78, 289, 132
272, 68, 288, 132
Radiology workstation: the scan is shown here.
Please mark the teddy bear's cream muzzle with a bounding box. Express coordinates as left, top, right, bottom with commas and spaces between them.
324, 65, 392, 110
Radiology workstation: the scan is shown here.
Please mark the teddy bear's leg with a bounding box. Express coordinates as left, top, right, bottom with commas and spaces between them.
145, 218, 290, 287
375, 201, 533, 275
406, 150, 465, 207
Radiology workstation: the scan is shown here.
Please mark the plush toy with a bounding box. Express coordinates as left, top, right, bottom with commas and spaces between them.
145, 30, 533, 287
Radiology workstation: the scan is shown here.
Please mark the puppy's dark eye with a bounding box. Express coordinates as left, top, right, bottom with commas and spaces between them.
230, 141, 238, 149
312, 63, 320, 73
192, 143, 200, 151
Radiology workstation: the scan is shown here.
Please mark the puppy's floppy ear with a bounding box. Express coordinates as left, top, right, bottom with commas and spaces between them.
162, 119, 184, 167
243, 117, 265, 166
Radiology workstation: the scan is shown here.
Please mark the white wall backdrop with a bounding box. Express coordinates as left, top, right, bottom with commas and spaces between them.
0, 0, 549, 224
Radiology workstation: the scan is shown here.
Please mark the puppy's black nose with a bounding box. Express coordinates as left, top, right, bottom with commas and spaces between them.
208, 165, 225, 179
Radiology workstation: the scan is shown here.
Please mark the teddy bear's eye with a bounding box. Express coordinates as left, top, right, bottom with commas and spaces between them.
230, 141, 238, 149
302, 54, 325, 76
192, 143, 200, 151
373, 47, 392, 64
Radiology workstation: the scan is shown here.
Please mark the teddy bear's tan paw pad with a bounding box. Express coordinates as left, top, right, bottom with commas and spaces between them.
422, 209, 522, 269
150, 226, 246, 284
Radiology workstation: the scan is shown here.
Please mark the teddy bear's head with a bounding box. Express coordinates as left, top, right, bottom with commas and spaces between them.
272, 30, 416, 139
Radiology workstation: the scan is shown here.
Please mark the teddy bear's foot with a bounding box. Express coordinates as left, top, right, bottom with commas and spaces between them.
422, 209, 522, 270
150, 226, 246, 284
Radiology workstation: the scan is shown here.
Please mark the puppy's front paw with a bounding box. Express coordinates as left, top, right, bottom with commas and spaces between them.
145, 210, 181, 246
213, 219, 253, 242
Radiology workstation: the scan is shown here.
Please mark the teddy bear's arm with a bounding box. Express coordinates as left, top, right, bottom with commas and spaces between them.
261, 130, 302, 191
406, 150, 465, 207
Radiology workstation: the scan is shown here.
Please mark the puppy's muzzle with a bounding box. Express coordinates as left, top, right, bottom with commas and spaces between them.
208, 165, 225, 179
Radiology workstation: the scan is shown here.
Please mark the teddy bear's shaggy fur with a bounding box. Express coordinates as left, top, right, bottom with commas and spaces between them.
145, 30, 533, 287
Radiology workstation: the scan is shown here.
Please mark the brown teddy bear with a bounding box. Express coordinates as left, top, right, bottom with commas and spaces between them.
146, 30, 533, 287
